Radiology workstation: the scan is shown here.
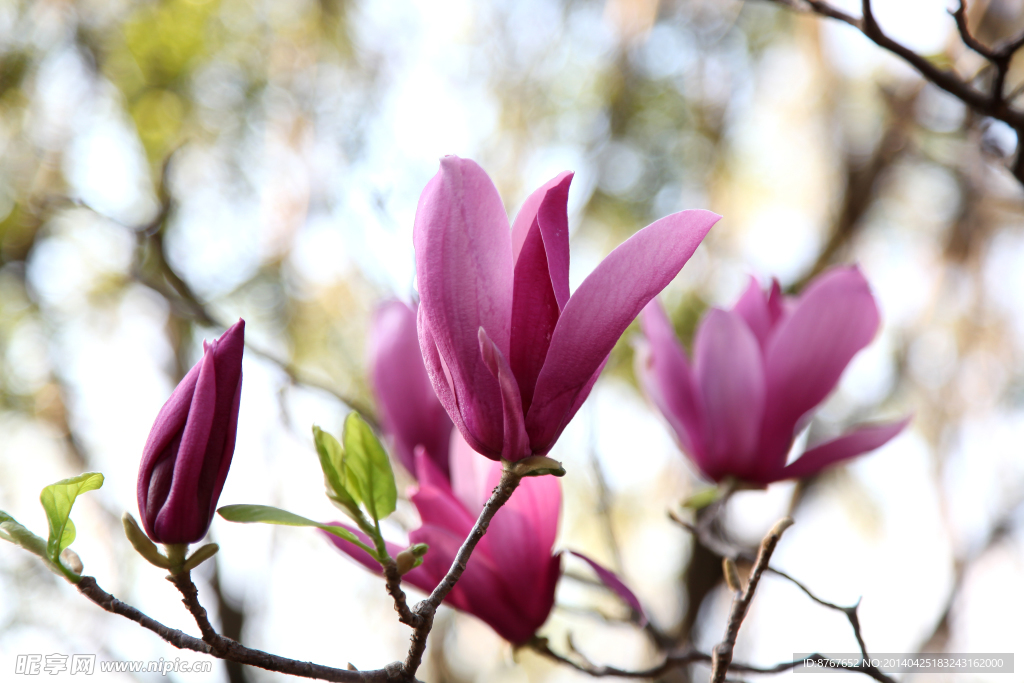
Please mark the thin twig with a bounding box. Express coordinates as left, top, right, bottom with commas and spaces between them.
169, 572, 223, 650
761, 0, 1024, 183
710, 517, 793, 683
401, 467, 523, 677
383, 561, 420, 627
78, 577, 395, 682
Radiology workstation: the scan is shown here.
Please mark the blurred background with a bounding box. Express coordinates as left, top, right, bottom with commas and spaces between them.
1, 0, 1023, 681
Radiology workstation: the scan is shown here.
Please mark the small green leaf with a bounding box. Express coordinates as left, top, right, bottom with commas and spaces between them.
312, 425, 360, 512
182, 543, 219, 572
342, 412, 396, 522
121, 512, 172, 569
40, 472, 104, 562
681, 486, 723, 511
217, 504, 378, 558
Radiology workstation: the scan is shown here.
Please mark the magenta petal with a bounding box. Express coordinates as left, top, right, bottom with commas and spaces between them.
510, 219, 563, 414
484, 461, 561, 597
759, 266, 881, 469
152, 352, 218, 541
510, 171, 573, 309
777, 418, 911, 481
414, 156, 514, 457
732, 276, 774, 351
371, 301, 452, 476
693, 309, 766, 480
478, 327, 531, 461
526, 209, 721, 454
567, 551, 648, 626
637, 300, 707, 470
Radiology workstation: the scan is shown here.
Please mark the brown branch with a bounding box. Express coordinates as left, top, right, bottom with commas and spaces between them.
169, 572, 222, 649
710, 517, 793, 683
77, 577, 397, 682
762, 0, 1024, 184
401, 467, 523, 677
383, 561, 420, 627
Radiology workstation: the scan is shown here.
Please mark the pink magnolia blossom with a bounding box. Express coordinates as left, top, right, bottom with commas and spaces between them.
326, 435, 644, 644
138, 320, 245, 544
369, 300, 453, 478
637, 267, 909, 485
415, 157, 719, 461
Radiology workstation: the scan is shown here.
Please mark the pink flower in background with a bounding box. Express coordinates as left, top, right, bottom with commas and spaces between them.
326, 434, 645, 644
138, 320, 245, 544
415, 156, 719, 461
369, 300, 453, 478
637, 267, 909, 485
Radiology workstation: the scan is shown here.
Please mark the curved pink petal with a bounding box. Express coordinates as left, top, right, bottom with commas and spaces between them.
418, 305, 495, 458
414, 156, 514, 457
758, 266, 880, 472
510, 171, 573, 309
479, 327, 531, 461
732, 276, 773, 350
526, 209, 721, 454
776, 417, 911, 481
637, 300, 707, 469
370, 301, 453, 476
321, 522, 410, 576
693, 308, 766, 480
567, 551, 648, 626
413, 446, 453, 496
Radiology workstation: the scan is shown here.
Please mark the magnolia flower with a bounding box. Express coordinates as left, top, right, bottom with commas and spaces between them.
326, 435, 644, 644
369, 300, 453, 478
138, 320, 245, 544
637, 267, 909, 485
415, 156, 719, 461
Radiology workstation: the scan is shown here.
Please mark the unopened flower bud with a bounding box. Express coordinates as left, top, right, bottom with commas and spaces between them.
137, 320, 244, 545
59, 548, 83, 574
395, 543, 429, 575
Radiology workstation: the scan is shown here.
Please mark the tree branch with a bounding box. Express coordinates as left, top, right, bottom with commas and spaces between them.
78, 577, 397, 682
761, 0, 1024, 184
710, 517, 793, 683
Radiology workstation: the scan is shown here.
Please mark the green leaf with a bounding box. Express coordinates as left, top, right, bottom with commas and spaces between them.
217, 504, 378, 558
39, 473, 104, 562
342, 412, 396, 522
681, 486, 723, 511
312, 425, 360, 512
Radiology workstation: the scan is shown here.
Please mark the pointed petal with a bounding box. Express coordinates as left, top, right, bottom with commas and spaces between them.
759, 266, 881, 468
777, 417, 911, 481
567, 551, 648, 626
636, 300, 708, 470
371, 301, 453, 476
732, 277, 773, 350
510, 171, 573, 309
479, 327, 531, 461
449, 431, 495, 513
526, 210, 720, 454
510, 220, 562, 414
693, 308, 766, 480
414, 156, 513, 457
413, 445, 452, 494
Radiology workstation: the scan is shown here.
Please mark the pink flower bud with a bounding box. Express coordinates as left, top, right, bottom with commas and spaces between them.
137, 320, 245, 544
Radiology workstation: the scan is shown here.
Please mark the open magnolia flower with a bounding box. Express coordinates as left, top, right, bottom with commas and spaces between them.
636, 267, 909, 485
325, 434, 644, 644
369, 300, 453, 478
415, 156, 719, 461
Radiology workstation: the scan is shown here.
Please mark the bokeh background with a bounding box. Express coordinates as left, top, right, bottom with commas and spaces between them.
1, 0, 1023, 681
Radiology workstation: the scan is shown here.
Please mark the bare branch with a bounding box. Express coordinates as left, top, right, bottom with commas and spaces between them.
710, 517, 793, 683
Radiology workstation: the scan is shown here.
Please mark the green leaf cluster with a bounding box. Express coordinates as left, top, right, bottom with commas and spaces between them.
0, 472, 105, 583
219, 411, 401, 566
